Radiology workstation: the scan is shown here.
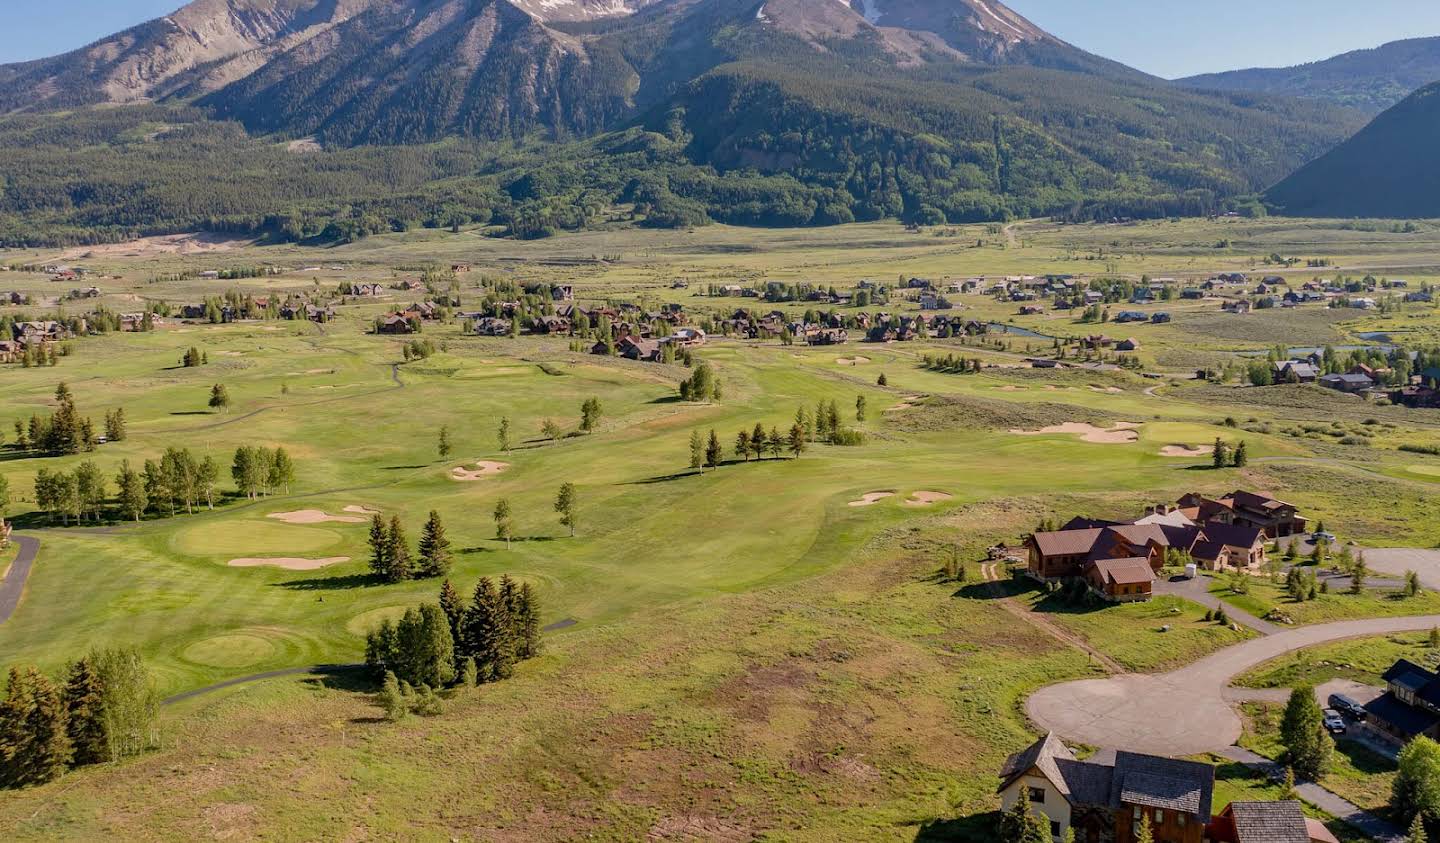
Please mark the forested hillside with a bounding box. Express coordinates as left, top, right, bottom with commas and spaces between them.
1266, 81, 1440, 218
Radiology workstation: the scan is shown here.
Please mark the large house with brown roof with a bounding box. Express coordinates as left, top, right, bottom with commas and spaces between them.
1176, 491, 1307, 538
1363, 658, 1440, 746
998, 733, 1214, 843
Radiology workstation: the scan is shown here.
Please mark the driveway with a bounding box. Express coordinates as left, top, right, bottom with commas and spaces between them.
0, 534, 39, 624
1027, 614, 1440, 756
1155, 576, 1277, 635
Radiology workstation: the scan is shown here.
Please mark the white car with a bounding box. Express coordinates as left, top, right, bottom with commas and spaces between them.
1323, 709, 1347, 735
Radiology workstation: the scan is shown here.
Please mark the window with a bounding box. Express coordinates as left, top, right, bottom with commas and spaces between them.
1050, 820, 1060, 838
1155, 809, 1163, 824
1028, 786, 1046, 804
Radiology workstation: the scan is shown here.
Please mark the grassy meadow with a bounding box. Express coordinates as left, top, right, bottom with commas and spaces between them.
2, 216, 1440, 838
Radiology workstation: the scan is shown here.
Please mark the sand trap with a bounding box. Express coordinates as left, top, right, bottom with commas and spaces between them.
266, 509, 367, 525
848, 491, 896, 507
342, 505, 380, 515
904, 491, 954, 507
995, 385, 1028, 392
1010, 422, 1141, 443
450, 460, 511, 481
836, 356, 871, 365
286, 368, 334, 375
228, 556, 351, 571
1160, 444, 1215, 457
1088, 386, 1124, 394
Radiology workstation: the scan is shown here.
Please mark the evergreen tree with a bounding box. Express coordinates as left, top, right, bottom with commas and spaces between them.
877, 373, 888, 386
735, 430, 751, 462
103, 408, 127, 442
494, 575, 519, 680
463, 578, 507, 681
438, 579, 465, 648
705, 429, 722, 468
689, 429, 703, 469
459, 657, 478, 688
554, 482, 578, 536
515, 582, 542, 660
368, 514, 390, 579
493, 498, 514, 547
1212, 437, 1229, 469
497, 416, 512, 453
385, 516, 413, 582
437, 426, 452, 459
1281, 685, 1333, 779
1352, 554, 1369, 594
63, 657, 108, 766
1410, 811, 1428, 843
417, 510, 452, 577
789, 424, 807, 458
998, 789, 1049, 843
580, 397, 603, 432
377, 670, 407, 721
1232, 440, 1249, 467
856, 394, 867, 421
0, 665, 72, 788
767, 427, 784, 459
1135, 814, 1154, 843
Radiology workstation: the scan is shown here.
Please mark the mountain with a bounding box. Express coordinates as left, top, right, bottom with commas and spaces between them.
0, 0, 1372, 244
1178, 37, 1440, 114
1266, 81, 1440, 218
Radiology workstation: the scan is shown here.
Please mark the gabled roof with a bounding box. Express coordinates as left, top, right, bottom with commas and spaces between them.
1225, 801, 1310, 843
998, 732, 1076, 795
1109, 751, 1213, 820
1090, 557, 1154, 586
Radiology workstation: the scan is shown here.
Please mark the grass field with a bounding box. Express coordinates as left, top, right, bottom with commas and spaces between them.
3, 217, 1440, 837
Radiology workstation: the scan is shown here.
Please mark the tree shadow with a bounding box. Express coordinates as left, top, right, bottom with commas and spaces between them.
302, 665, 373, 694
168, 410, 213, 416
458, 546, 494, 555
1337, 739, 1398, 774
381, 464, 428, 471
624, 470, 702, 485
648, 395, 683, 404
913, 812, 1002, 842
273, 573, 384, 591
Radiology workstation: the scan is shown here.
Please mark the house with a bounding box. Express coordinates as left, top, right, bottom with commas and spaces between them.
1274, 360, 1319, 383
1085, 557, 1155, 602
352, 283, 386, 297
1150, 312, 1172, 324
0, 340, 22, 363
451, 263, 471, 272
1364, 659, 1440, 746
376, 313, 417, 334
1318, 372, 1374, 394
668, 327, 707, 348
1207, 801, 1339, 843
396, 278, 425, 292
1176, 490, 1307, 538
1180, 288, 1206, 300
469, 316, 512, 336
615, 335, 662, 361
1115, 338, 1140, 352
1406, 291, 1434, 303
1221, 300, 1252, 314
1113, 311, 1147, 324
1019, 305, 1045, 316
532, 315, 572, 335
805, 327, 849, 346
998, 733, 1214, 843
1348, 298, 1377, 310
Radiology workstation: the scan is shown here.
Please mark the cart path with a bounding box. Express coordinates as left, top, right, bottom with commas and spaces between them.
0, 535, 40, 624
979, 563, 1126, 674
1027, 613, 1440, 756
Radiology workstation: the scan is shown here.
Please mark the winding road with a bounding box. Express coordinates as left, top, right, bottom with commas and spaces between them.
0, 534, 40, 624
1027, 614, 1440, 757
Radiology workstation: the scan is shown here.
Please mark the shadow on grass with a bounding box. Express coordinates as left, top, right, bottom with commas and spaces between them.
381, 464, 429, 471
913, 812, 1002, 842
624, 470, 703, 485
1337, 738, 1399, 774
458, 546, 494, 555
168, 410, 214, 416
648, 395, 684, 405
274, 573, 383, 591
303, 666, 374, 695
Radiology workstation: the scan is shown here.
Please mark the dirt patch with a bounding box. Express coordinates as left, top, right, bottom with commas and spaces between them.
266, 509, 366, 525
648, 814, 753, 842
848, 491, 895, 507
835, 356, 871, 365
450, 460, 511, 481
55, 232, 250, 260
342, 505, 380, 515
995, 385, 1028, 392
1160, 444, 1214, 457
1088, 385, 1124, 394
285, 368, 334, 375
883, 402, 914, 412
227, 557, 350, 571
286, 137, 322, 154
903, 491, 954, 507
1010, 422, 1141, 443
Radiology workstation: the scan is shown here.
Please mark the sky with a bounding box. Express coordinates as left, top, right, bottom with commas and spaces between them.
2, 0, 1440, 78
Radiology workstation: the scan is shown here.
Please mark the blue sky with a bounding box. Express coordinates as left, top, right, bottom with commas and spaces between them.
3, 0, 1440, 78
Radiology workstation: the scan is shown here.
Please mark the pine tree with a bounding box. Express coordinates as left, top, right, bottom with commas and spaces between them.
1281, 685, 1333, 779
438, 579, 465, 648
689, 429, 703, 469
554, 483, 578, 536
877, 373, 887, 386
1212, 437, 1229, 469
735, 430, 751, 462
580, 397, 602, 432
497, 416, 511, 453
459, 657, 478, 688
1281, 765, 1298, 801
705, 429, 722, 468
767, 427, 784, 459
368, 514, 390, 579
515, 582, 542, 660
104, 408, 127, 442
856, 394, 867, 422
493, 575, 519, 680
63, 657, 109, 766
417, 510, 452, 577
789, 424, 807, 458
0, 666, 72, 787
1232, 440, 1249, 467
1135, 814, 1154, 843
1410, 812, 1428, 843
378, 670, 407, 721
437, 426, 452, 459
463, 578, 505, 681
998, 789, 1049, 843
385, 515, 413, 582
493, 498, 514, 547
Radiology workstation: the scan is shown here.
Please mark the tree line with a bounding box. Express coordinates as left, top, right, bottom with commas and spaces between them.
10, 383, 125, 457
0, 647, 158, 789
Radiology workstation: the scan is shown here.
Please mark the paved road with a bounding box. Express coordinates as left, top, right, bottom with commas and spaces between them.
1217, 745, 1403, 843
1155, 576, 1278, 635
0, 534, 40, 624
1027, 614, 1440, 757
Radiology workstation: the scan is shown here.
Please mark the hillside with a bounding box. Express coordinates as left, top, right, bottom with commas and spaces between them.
0, 0, 1370, 243
1265, 81, 1440, 219
1178, 36, 1440, 114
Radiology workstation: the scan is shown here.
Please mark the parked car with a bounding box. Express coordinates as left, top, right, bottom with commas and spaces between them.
1330, 694, 1367, 721
1323, 709, 1347, 734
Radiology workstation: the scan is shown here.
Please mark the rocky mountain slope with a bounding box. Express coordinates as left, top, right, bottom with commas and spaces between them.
1178, 36, 1440, 114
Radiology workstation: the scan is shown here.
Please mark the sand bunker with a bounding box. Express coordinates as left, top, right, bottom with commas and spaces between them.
836, 356, 871, 365
848, 491, 896, 507
1010, 422, 1141, 443
342, 505, 380, 515
286, 368, 334, 375
904, 491, 954, 507
1160, 444, 1215, 457
450, 461, 511, 481
228, 556, 351, 571
266, 509, 367, 525
1089, 386, 1124, 394
995, 385, 1028, 392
